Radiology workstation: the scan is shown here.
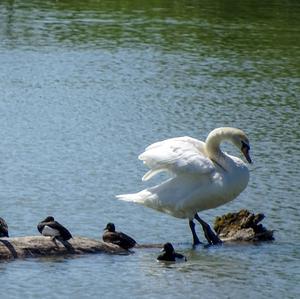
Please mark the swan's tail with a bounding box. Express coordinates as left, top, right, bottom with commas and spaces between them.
116, 189, 153, 204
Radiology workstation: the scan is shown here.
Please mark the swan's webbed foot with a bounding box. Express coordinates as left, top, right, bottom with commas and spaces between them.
204, 226, 222, 245
189, 220, 202, 246
194, 214, 222, 245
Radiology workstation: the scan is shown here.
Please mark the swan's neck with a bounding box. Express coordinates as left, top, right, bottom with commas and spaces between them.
205, 128, 235, 167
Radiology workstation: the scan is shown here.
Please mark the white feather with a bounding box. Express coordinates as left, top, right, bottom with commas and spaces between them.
138, 136, 214, 179
42, 225, 60, 237
117, 128, 250, 220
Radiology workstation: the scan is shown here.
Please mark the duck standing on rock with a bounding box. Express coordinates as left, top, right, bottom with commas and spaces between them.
0, 217, 9, 237
117, 127, 252, 246
157, 243, 187, 262
103, 223, 136, 250
37, 216, 72, 242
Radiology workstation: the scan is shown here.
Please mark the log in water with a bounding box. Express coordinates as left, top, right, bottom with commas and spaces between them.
0, 210, 274, 260
0, 236, 127, 260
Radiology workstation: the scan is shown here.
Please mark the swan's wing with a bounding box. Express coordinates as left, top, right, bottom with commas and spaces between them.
139, 136, 215, 181
144, 136, 204, 151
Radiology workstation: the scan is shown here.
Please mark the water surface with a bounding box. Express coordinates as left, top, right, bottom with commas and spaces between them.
0, 0, 299, 298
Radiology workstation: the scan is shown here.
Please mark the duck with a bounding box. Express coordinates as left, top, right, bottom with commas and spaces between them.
0, 217, 9, 237
102, 223, 136, 250
117, 127, 252, 246
37, 216, 72, 241
157, 243, 187, 262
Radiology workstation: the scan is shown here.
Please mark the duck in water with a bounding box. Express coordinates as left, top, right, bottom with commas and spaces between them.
157, 243, 187, 262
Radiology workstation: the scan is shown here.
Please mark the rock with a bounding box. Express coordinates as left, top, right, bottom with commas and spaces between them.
0, 236, 128, 260
214, 209, 274, 242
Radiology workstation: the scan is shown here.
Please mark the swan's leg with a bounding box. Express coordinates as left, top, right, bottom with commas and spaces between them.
194, 213, 222, 245
189, 220, 202, 246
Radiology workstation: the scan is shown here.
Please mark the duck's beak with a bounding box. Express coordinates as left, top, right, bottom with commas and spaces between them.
242, 146, 252, 164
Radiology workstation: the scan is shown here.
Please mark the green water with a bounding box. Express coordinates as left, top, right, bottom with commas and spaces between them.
0, 1, 299, 298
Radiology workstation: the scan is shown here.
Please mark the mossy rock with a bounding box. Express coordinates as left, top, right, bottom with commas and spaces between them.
214, 209, 274, 242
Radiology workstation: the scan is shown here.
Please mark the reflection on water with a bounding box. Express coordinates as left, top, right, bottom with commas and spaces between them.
1, 0, 300, 60
0, 0, 299, 298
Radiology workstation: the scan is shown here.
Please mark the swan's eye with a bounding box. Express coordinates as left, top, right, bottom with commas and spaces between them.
241, 140, 250, 151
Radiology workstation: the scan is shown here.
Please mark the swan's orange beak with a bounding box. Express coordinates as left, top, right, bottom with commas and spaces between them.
242, 146, 252, 164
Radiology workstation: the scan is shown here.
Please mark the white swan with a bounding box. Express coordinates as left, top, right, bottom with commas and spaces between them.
117, 127, 252, 245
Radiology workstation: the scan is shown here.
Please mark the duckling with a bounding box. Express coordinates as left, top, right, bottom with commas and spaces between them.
37, 216, 72, 241
0, 217, 9, 237
103, 223, 136, 250
157, 243, 187, 262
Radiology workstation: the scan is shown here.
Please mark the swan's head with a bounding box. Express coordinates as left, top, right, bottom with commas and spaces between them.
206, 127, 252, 163
232, 131, 252, 164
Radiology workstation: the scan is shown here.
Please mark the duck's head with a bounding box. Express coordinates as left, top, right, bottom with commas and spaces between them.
161, 242, 175, 254
42, 216, 55, 222
104, 223, 115, 232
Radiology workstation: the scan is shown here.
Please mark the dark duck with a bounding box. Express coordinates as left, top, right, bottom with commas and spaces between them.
157, 243, 187, 262
37, 216, 72, 241
102, 223, 136, 250
0, 217, 9, 237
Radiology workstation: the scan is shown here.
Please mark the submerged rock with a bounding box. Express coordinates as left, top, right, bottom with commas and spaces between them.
214, 209, 274, 242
